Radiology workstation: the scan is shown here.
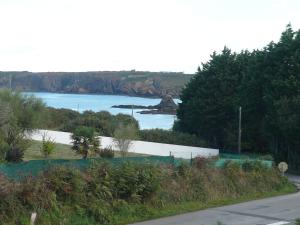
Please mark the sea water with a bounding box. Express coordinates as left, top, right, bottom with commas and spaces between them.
25, 92, 179, 130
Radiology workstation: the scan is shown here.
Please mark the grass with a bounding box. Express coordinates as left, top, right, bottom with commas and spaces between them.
114, 184, 297, 225
21, 142, 298, 225
24, 141, 80, 160
24, 140, 146, 160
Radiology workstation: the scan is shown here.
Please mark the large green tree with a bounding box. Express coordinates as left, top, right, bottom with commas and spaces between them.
176, 47, 248, 149
176, 25, 300, 171
0, 89, 45, 162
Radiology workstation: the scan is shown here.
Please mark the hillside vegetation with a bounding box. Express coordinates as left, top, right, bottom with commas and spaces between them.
0, 71, 193, 98
0, 160, 295, 225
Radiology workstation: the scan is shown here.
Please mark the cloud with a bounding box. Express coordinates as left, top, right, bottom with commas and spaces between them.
0, 0, 299, 73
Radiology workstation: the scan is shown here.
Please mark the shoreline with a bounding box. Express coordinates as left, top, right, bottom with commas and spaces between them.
22, 90, 180, 100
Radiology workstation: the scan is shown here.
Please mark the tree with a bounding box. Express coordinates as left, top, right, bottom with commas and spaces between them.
0, 90, 45, 162
176, 25, 300, 172
176, 47, 246, 149
40, 133, 56, 158
71, 126, 100, 159
113, 124, 138, 157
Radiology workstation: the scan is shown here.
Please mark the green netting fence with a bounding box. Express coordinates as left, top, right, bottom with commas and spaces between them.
0, 155, 273, 180
0, 156, 175, 179
214, 158, 273, 168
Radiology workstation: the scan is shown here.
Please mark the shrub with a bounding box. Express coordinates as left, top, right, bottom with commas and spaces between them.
139, 129, 207, 147
0, 161, 294, 225
46, 108, 140, 137
113, 124, 138, 157
0, 141, 9, 162
5, 147, 24, 163
0, 174, 11, 198
177, 162, 191, 176
192, 156, 217, 169
71, 126, 100, 159
41, 134, 56, 158
99, 146, 115, 158
242, 160, 268, 172
111, 162, 160, 202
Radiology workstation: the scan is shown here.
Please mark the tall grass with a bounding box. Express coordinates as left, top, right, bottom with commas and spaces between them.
0, 160, 295, 225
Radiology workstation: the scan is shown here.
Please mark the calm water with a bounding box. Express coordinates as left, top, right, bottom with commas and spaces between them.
25, 92, 179, 130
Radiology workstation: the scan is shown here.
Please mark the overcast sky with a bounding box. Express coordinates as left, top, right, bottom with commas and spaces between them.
0, 0, 299, 74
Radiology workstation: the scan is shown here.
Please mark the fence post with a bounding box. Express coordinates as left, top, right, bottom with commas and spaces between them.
30, 212, 37, 225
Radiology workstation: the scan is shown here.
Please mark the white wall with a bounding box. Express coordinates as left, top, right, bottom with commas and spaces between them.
31, 129, 219, 159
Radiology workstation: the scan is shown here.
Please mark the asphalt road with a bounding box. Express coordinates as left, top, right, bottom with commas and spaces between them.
129, 191, 300, 225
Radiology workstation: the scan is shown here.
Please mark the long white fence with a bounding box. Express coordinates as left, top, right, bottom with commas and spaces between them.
30, 129, 219, 159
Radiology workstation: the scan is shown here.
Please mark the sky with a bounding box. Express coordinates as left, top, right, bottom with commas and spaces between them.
0, 0, 299, 74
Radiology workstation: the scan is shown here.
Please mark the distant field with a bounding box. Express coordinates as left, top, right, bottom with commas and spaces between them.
24, 140, 146, 160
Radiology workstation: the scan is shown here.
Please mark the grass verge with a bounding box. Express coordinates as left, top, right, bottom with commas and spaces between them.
24, 140, 146, 160
115, 184, 297, 225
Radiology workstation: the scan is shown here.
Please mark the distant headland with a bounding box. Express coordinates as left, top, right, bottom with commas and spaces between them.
0, 71, 193, 98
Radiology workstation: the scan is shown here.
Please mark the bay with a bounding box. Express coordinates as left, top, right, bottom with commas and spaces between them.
24, 92, 179, 130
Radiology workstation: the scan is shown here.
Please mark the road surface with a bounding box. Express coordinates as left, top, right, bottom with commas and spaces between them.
129, 191, 300, 225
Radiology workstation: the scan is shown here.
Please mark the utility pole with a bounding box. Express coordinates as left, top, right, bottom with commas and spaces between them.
131, 105, 134, 117
9, 74, 12, 90
238, 106, 242, 154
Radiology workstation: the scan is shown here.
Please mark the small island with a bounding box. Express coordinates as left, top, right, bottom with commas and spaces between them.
112, 95, 178, 115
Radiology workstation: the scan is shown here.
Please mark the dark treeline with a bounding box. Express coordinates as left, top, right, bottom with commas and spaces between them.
176, 25, 300, 172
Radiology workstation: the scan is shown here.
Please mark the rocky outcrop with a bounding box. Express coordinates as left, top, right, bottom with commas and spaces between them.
155, 95, 177, 111
112, 95, 178, 115
0, 71, 192, 98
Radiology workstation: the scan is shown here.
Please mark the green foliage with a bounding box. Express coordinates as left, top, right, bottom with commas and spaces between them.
42, 108, 209, 148
216, 222, 226, 225
40, 134, 56, 158
42, 108, 140, 137
296, 218, 300, 225
99, 146, 115, 158
139, 129, 207, 147
176, 25, 300, 172
0, 161, 294, 225
5, 146, 24, 163
0, 141, 9, 162
241, 160, 269, 172
0, 90, 45, 162
71, 126, 100, 159
113, 124, 138, 157
40, 107, 80, 130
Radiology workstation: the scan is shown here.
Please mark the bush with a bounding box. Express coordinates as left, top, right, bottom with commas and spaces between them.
99, 146, 115, 158
5, 147, 24, 163
139, 129, 207, 147
113, 124, 138, 157
242, 160, 268, 172
111, 162, 160, 202
0, 161, 294, 225
0, 174, 11, 198
71, 126, 100, 159
0, 141, 9, 162
41, 134, 56, 158
192, 156, 217, 169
